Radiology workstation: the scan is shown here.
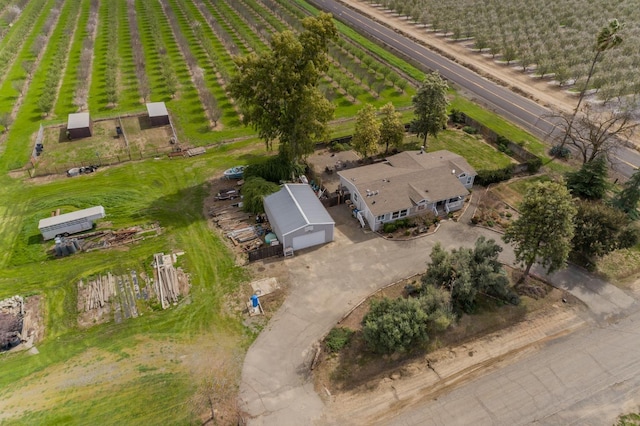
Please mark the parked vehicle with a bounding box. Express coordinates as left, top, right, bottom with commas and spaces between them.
215, 188, 240, 200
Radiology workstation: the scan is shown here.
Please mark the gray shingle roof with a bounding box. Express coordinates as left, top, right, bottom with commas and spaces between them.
338, 150, 475, 216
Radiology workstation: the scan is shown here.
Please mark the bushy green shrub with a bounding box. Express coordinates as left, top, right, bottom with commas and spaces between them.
325, 327, 354, 353
550, 145, 571, 159
383, 222, 397, 233
241, 177, 280, 214
331, 142, 351, 152
527, 157, 543, 173
475, 165, 515, 186
450, 108, 466, 124
244, 155, 302, 183
462, 126, 477, 134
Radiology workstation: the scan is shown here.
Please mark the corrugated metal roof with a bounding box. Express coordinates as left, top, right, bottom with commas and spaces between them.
67, 112, 90, 130
146, 102, 168, 118
263, 184, 334, 236
38, 206, 105, 229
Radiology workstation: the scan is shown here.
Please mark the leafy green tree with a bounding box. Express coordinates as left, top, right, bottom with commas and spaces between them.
572, 200, 635, 261
362, 297, 429, 354
0, 112, 13, 132
230, 13, 337, 163
421, 237, 516, 313
503, 181, 577, 277
612, 168, 640, 220
379, 102, 405, 154
241, 176, 280, 214
352, 104, 380, 158
410, 72, 449, 149
565, 156, 608, 200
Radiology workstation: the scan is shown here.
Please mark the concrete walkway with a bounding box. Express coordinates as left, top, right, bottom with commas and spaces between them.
238, 202, 636, 425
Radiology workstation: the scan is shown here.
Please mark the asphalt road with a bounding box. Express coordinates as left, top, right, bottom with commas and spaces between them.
307, 0, 640, 178
384, 307, 640, 426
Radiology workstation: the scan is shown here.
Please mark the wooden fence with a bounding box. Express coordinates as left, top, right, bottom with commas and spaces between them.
247, 244, 282, 262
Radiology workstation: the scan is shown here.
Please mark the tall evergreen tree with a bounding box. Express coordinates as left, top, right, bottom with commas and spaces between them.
612, 168, 640, 220
566, 156, 608, 199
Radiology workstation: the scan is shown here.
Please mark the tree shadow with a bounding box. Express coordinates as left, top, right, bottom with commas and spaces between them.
145, 184, 210, 229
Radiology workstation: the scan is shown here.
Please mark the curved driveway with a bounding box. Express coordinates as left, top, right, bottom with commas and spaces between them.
308, 0, 640, 178
239, 204, 636, 425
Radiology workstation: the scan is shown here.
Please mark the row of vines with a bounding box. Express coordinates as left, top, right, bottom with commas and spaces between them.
0, 0, 419, 168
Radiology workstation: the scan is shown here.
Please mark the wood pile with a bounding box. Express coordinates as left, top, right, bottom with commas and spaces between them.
0, 296, 24, 351
154, 253, 180, 309
208, 206, 261, 246
186, 147, 206, 157
78, 274, 116, 312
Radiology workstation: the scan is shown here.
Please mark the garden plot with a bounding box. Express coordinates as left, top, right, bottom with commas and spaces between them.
76, 252, 190, 328
34, 115, 174, 172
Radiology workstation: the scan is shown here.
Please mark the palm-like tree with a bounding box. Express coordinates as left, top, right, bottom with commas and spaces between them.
558, 19, 623, 150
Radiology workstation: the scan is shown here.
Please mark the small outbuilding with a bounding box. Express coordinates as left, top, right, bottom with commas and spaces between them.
66, 112, 92, 139
263, 184, 334, 253
146, 102, 170, 126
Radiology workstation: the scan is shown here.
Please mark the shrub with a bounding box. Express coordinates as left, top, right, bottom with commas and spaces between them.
362, 297, 429, 354
244, 155, 302, 183
383, 222, 397, 233
241, 177, 280, 214
450, 108, 466, 124
527, 157, 543, 173
496, 135, 512, 155
325, 327, 354, 353
462, 126, 477, 134
475, 165, 515, 186
331, 142, 350, 152
550, 145, 571, 159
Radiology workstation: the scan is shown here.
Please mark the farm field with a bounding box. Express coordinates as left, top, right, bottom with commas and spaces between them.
0, 0, 421, 173
0, 0, 559, 424
374, 0, 640, 106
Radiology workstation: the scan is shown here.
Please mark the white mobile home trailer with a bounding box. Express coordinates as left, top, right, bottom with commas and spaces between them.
38, 206, 106, 240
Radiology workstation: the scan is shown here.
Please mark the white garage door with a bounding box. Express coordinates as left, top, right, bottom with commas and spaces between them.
291, 230, 326, 251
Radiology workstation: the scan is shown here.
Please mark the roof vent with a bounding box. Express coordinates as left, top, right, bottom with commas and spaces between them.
452, 169, 456, 174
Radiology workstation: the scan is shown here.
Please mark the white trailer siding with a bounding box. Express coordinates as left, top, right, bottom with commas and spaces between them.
38, 206, 106, 240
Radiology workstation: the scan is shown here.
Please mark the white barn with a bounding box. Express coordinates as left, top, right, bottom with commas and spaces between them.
263, 184, 334, 253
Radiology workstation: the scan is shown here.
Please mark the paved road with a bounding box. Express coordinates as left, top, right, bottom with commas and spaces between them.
307, 0, 640, 178
239, 202, 636, 425
384, 307, 640, 425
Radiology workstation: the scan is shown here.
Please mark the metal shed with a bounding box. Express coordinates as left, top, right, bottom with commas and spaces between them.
146, 102, 170, 126
67, 113, 92, 139
263, 184, 334, 253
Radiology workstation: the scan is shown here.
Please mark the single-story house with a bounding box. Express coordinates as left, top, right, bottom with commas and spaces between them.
263, 184, 334, 253
338, 150, 476, 231
146, 102, 170, 126
67, 112, 92, 139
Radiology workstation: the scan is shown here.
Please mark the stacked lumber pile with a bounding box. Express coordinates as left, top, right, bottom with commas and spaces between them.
78, 274, 117, 312
154, 253, 180, 309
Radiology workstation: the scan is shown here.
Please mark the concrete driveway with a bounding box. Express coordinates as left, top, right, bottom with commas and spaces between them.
238, 203, 636, 425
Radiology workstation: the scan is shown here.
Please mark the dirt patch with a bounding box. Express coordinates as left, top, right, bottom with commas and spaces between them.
32, 114, 175, 173
470, 187, 518, 232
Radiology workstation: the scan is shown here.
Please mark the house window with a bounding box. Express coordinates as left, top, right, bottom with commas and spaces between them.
399, 209, 408, 217
377, 214, 385, 221
391, 211, 400, 219
466, 176, 473, 185
353, 193, 358, 202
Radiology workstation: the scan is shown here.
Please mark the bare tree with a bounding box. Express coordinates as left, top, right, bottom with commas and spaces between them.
555, 104, 637, 164
12, 79, 25, 95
